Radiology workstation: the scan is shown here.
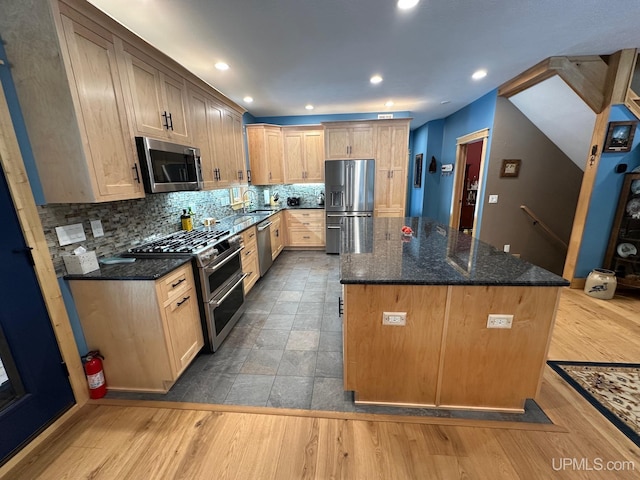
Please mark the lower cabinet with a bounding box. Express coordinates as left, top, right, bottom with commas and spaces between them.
285, 210, 325, 247
240, 226, 260, 294
270, 212, 284, 260
69, 262, 203, 393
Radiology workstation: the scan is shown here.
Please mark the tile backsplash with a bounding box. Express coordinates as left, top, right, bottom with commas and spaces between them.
39, 184, 325, 276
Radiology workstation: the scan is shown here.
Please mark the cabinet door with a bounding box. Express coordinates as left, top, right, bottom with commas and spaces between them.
304, 130, 325, 182
162, 73, 189, 142
61, 16, 143, 200
124, 50, 167, 138
187, 87, 215, 189
266, 128, 284, 184
349, 125, 375, 158
207, 100, 228, 186
325, 128, 350, 159
247, 127, 269, 185
283, 131, 305, 183
230, 110, 247, 185
164, 289, 203, 376
374, 124, 408, 217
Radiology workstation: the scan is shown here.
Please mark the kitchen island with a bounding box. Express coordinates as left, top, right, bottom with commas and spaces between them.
340, 217, 568, 412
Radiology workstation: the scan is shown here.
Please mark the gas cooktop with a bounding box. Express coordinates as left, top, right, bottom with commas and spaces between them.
128, 229, 230, 255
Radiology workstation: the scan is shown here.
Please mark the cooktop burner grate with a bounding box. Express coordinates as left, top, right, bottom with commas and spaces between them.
129, 229, 230, 254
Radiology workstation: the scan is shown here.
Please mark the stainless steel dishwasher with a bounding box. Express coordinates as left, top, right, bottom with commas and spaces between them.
256, 219, 273, 276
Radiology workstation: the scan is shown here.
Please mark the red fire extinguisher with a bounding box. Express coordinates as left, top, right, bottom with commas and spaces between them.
82, 350, 107, 399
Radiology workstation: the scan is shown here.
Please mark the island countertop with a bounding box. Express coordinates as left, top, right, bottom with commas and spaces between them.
340, 216, 568, 287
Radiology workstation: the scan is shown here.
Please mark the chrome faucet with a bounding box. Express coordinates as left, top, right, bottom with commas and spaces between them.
242, 189, 258, 214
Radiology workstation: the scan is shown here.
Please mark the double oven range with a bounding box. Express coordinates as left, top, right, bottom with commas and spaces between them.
128, 229, 247, 352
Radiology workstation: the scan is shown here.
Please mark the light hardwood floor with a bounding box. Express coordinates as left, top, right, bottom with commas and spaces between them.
3, 287, 640, 479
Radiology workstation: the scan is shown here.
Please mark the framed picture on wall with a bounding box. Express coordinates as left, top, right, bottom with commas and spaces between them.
603, 121, 637, 153
500, 159, 521, 178
414, 154, 423, 188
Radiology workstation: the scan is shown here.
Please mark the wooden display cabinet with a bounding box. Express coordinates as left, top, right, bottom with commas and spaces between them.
604, 172, 640, 288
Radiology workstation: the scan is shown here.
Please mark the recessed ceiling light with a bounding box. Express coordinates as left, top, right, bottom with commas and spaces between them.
370, 75, 383, 84
397, 0, 419, 10
215, 62, 230, 71
243, 96, 253, 103
305, 104, 314, 110
385, 100, 394, 107
472, 69, 487, 80
440, 100, 451, 105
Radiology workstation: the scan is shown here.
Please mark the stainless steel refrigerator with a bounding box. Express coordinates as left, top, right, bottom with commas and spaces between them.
325, 159, 375, 254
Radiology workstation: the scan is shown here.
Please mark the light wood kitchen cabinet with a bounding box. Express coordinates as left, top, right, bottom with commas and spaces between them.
122, 43, 190, 143
240, 226, 260, 293
283, 127, 325, 183
246, 125, 284, 185
69, 262, 203, 393
285, 209, 325, 247
323, 122, 375, 160
374, 120, 410, 217
187, 85, 247, 189
0, 1, 144, 203
270, 212, 284, 260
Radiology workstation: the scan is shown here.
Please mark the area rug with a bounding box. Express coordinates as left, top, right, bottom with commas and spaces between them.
548, 361, 640, 447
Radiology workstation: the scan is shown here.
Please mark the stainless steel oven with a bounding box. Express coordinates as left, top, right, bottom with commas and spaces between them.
196, 241, 247, 351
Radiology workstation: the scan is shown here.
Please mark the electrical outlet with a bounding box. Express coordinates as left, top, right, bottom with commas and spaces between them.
487, 314, 513, 329
503, 244, 510, 253
383, 312, 407, 326
488, 195, 499, 204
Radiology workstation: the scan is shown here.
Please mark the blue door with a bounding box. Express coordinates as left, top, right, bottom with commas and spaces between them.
0, 162, 75, 465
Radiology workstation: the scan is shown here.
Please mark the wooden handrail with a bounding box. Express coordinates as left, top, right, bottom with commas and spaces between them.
520, 205, 568, 250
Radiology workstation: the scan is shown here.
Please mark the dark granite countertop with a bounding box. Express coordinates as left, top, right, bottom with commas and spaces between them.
340, 217, 569, 287
64, 257, 192, 281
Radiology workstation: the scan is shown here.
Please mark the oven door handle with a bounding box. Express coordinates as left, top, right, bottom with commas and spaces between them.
210, 273, 249, 307
204, 246, 244, 273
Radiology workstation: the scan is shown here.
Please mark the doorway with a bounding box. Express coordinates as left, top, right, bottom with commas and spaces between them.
449, 129, 490, 236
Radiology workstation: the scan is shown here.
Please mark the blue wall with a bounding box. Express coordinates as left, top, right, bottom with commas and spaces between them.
412, 91, 497, 228
0, 37, 45, 205
252, 111, 411, 125
575, 105, 640, 277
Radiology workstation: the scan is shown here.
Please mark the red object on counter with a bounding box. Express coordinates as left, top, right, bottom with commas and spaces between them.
83, 350, 107, 399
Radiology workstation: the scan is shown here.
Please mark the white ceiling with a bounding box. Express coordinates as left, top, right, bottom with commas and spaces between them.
509, 76, 596, 171
88, 0, 640, 128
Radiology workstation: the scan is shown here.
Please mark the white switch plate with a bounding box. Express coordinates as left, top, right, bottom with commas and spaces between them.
55, 223, 86, 246
503, 244, 510, 253
383, 312, 407, 326
487, 314, 513, 329
90, 219, 104, 238
488, 195, 499, 204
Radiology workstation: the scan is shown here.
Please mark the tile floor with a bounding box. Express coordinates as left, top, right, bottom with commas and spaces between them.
107, 251, 551, 423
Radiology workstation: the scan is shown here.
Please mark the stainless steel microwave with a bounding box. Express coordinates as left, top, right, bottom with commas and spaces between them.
135, 137, 203, 193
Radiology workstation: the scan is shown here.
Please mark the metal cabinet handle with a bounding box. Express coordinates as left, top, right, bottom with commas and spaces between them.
338, 297, 343, 316
132, 163, 141, 183
168, 112, 174, 131
162, 111, 169, 129
176, 295, 190, 307
171, 277, 186, 288
249, 232, 255, 238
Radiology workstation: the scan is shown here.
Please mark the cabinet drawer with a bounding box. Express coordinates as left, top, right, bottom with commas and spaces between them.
241, 250, 260, 294
286, 210, 324, 228
287, 227, 325, 247
158, 263, 193, 303
241, 226, 258, 245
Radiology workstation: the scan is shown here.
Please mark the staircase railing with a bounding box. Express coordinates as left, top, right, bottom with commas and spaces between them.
520, 205, 568, 250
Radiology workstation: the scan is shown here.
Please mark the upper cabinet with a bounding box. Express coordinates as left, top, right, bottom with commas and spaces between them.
246, 125, 284, 185
0, 0, 144, 203
0, 0, 245, 203
323, 122, 375, 160
122, 44, 190, 143
374, 120, 410, 217
187, 86, 247, 189
283, 126, 325, 183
